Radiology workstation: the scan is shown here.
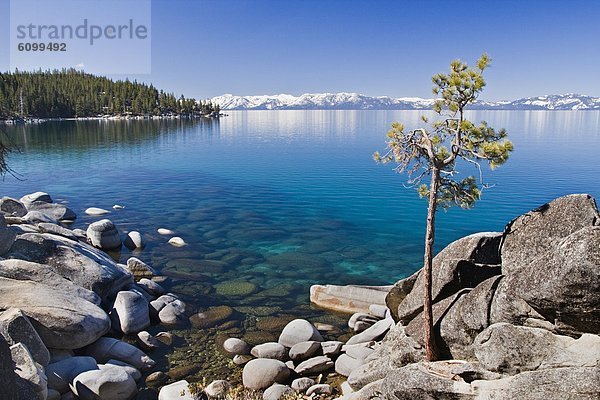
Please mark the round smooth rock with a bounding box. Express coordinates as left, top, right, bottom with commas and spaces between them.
137, 278, 165, 296
157, 228, 175, 235
158, 299, 187, 325
124, 231, 145, 250
321, 341, 343, 357
86, 219, 121, 250
204, 380, 231, 398
233, 354, 252, 365
111, 290, 150, 334
242, 358, 290, 390
263, 384, 293, 400
137, 331, 163, 350
71, 367, 136, 400
278, 319, 323, 348
223, 338, 250, 355
112, 205, 125, 210
20, 191, 52, 205
291, 377, 315, 392
251, 342, 287, 361
126, 257, 156, 279
168, 237, 187, 247
158, 380, 196, 400
85, 207, 110, 216
294, 355, 333, 375
289, 341, 321, 361
145, 371, 168, 387
0, 196, 27, 217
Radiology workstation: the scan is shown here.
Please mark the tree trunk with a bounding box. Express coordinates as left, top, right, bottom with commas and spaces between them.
423, 167, 440, 361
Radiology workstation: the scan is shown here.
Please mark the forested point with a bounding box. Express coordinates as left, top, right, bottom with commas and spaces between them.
0, 69, 220, 119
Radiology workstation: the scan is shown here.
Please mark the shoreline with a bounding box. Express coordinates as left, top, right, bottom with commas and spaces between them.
0, 113, 225, 125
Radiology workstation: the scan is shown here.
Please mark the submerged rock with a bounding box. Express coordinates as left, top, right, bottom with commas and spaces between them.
310, 284, 391, 314
85, 207, 110, 216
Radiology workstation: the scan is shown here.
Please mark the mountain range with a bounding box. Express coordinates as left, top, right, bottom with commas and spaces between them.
211, 93, 600, 111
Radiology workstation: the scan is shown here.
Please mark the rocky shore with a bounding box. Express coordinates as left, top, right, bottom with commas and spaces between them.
0, 192, 598, 399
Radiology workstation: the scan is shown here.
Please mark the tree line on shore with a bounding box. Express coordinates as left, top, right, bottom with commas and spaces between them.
0, 69, 220, 119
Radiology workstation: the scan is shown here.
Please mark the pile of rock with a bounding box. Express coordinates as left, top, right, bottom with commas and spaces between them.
0, 192, 188, 400
334, 194, 600, 400
193, 306, 396, 399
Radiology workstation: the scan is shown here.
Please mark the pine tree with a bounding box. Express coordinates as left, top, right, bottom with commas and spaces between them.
374, 54, 513, 361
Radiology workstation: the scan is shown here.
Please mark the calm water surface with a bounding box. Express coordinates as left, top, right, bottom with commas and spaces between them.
2, 110, 599, 380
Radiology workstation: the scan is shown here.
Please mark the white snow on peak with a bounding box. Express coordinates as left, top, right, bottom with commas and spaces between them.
211, 93, 600, 111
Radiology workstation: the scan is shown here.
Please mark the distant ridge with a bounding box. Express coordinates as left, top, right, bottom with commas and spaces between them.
212, 93, 600, 111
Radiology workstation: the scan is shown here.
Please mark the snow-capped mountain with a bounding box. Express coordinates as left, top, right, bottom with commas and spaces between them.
211, 93, 600, 111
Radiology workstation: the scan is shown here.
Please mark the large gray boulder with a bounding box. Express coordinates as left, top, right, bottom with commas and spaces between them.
0, 278, 110, 349
0, 197, 27, 217
348, 362, 473, 400
0, 259, 101, 305
20, 192, 52, 205
46, 356, 99, 393
438, 276, 503, 359
71, 368, 137, 400
37, 223, 79, 241
11, 343, 48, 400
347, 323, 424, 390
85, 337, 155, 371
110, 291, 150, 334
491, 226, 600, 334
0, 215, 17, 255
500, 194, 600, 275
87, 219, 122, 250
0, 308, 50, 366
242, 358, 290, 390
473, 323, 600, 375
6, 233, 133, 303
471, 366, 600, 400
26, 201, 76, 221
396, 232, 502, 324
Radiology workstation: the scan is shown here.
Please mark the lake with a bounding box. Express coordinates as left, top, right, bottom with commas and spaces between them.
1, 110, 599, 378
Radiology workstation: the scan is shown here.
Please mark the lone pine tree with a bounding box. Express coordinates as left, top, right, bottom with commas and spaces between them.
374, 54, 513, 360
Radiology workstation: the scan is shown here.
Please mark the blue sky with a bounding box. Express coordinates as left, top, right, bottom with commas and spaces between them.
1, 0, 599, 100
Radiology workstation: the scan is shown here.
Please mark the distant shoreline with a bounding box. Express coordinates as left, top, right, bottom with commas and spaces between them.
0, 113, 225, 124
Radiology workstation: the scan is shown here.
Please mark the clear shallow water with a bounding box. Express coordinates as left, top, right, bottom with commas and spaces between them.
1, 110, 600, 379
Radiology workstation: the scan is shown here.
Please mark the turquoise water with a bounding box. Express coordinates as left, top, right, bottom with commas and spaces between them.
2, 111, 600, 290
2, 110, 599, 379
